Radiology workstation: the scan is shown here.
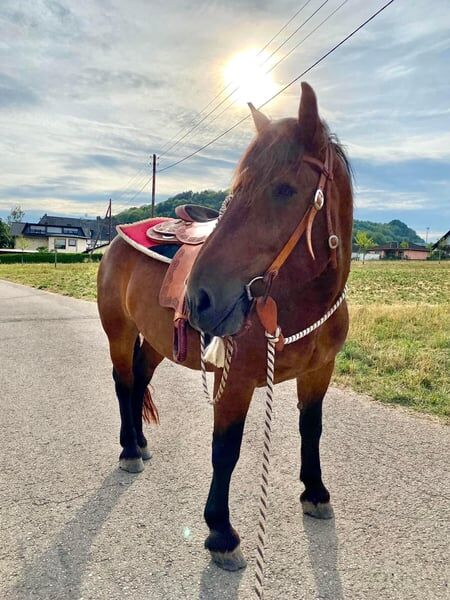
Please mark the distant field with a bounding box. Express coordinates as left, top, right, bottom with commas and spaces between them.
348, 260, 450, 304
1, 260, 449, 418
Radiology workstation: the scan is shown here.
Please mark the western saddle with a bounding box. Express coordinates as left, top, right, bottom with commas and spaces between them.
148, 204, 220, 362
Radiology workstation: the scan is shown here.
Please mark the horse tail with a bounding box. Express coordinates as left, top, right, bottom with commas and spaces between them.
142, 385, 160, 425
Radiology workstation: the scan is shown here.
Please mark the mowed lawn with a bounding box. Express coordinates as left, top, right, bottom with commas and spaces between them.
0, 260, 448, 419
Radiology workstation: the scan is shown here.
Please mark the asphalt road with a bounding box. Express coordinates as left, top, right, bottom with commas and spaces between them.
0, 279, 448, 600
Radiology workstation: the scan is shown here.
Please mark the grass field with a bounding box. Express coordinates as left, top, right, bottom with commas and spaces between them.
0, 260, 449, 419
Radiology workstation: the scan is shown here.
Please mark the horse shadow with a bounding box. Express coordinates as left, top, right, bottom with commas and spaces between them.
198, 561, 244, 599
303, 514, 344, 600
9, 469, 136, 600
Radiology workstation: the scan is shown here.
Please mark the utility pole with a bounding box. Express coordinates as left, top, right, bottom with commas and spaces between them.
425, 227, 429, 244
151, 153, 157, 217
108, 198, 112, 243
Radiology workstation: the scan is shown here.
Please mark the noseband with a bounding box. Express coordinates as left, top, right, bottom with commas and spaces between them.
245, 142, 338, 303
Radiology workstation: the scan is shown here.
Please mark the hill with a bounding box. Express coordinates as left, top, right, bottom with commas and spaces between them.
115, 190, 425, 245
353, 219, 424, 245
115, 190, 228, 223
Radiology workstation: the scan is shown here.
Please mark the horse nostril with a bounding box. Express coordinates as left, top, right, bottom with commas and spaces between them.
197, 288, 212, 313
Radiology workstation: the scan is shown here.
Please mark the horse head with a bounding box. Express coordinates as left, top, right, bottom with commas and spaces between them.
187, 82, 353, 337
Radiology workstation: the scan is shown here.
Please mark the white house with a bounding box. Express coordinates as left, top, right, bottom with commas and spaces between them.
10, 222, 90, 253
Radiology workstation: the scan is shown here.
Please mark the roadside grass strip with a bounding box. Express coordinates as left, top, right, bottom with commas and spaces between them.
0, 261, 448, 418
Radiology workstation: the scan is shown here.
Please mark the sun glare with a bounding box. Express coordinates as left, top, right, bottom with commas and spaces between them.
224, 49, 278, 107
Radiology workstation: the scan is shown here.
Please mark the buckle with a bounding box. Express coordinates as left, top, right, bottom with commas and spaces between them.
328, 234, 339, 249
314, 189, 324, 210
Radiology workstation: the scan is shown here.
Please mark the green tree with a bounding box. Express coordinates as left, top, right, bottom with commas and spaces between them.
355, 231, 374, 264
0, 219, 12, 248
16, 235, 30, 265
400, 240, 409, 249
7, 205, 25, 226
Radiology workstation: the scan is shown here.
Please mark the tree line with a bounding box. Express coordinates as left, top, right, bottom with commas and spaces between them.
114, 189, 426, 246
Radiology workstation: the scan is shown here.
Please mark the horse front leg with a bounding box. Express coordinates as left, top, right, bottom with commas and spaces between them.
297, 361, 335, 519
204, 379, 255, 571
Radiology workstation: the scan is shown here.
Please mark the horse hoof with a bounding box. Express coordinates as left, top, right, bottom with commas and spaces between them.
301, 500, 334, 520
119, 457, 144, 473
139, 445, 152, 461
209, 546, 247, 571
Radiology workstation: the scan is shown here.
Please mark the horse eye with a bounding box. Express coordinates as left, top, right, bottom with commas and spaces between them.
274, 183, 296, 199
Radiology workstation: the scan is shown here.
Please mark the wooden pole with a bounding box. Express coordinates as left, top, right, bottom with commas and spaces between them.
151, 153, 156, 217
108, 198, 112, 243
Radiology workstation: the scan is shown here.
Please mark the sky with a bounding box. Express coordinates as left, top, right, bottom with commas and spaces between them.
0, 0, 449, 242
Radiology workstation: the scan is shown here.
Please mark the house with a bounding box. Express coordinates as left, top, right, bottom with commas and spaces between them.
38, 214, 117, 249
351, 244, 380, 261
432, 230, 450, 258
373, 242, 429, 260
10, 221, 91, 253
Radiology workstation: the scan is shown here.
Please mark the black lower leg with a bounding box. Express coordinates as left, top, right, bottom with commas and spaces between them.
204, 421, 245, 553
131, 339, 148, 448
299, 401, 330, 505
113, 368, 140, 460
131, 338, 160, 449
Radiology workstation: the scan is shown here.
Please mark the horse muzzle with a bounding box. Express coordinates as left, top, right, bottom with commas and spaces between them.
186, 286, 250, 337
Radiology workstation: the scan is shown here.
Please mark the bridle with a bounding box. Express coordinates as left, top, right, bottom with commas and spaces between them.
245, 142, 338, 303
243, 142, 341, 350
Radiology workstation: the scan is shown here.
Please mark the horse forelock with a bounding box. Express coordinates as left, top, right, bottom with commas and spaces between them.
232, 119, 301, 203
231, 118, 352, 204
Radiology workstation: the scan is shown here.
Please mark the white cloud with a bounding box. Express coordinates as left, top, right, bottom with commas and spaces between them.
0, 0, 449, 228
355, 187, 427, 212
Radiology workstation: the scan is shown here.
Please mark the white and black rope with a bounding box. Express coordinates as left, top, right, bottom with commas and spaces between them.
254, 334, 277, 599
200, 333, 234, 405
284, 285, 348, 345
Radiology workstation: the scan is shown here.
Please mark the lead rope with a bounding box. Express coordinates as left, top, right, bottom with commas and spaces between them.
200, 285, 348, 598
254, 333, 276, 599
254, 284, 347, 599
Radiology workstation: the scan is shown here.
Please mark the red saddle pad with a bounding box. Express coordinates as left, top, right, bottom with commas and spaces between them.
116, 217, 174, 263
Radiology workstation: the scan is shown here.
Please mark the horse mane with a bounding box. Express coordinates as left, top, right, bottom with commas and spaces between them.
232, 119, 353, 201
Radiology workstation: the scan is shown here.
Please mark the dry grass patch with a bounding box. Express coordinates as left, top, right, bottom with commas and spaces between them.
334, 304, 450, 419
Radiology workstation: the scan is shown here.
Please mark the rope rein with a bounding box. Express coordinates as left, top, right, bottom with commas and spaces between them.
200, 286, 348, 598
200, 333, 234, 405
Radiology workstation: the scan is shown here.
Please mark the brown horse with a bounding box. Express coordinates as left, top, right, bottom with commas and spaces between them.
97, 82, 353, 571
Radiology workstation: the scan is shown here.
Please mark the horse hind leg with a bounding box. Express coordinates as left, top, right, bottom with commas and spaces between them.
131, 338, 163, 461
297, 361, 335, 520
108, 325, 146, 473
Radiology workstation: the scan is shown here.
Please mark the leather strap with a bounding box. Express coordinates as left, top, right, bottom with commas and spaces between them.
255, 296, 285, 352
254, 143, 337, 350
266, 144, 335, 278
266, 204, 315, 277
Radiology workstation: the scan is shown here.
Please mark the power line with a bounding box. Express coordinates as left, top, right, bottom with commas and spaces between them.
165, 0, 350, 159
123, 175, 154, 206
158, 0, 395, 174
113, 163, 149, 201
158, 0, 324, 162
114, 0, 335, 205
157, 0, 315, 158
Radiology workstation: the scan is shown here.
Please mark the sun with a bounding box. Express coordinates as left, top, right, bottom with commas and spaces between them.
224, 49, 278, 107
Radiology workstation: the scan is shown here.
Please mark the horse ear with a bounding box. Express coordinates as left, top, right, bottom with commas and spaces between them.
248, 102, 270, 133
298, 82, 320, 150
